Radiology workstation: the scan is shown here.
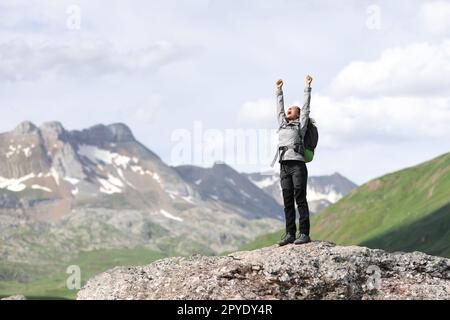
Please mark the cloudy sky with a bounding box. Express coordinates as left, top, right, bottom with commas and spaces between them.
1, 0, 449, 184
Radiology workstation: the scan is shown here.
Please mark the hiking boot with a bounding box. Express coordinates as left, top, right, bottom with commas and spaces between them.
277, 233, 296, 246
294, 234, 311, 245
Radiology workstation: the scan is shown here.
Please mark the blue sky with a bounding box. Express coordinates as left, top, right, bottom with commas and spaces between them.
0, 0, 449, 184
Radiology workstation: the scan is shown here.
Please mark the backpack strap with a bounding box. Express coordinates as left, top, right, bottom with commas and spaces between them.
270, 144, 300, 168
272, 120, 303, 167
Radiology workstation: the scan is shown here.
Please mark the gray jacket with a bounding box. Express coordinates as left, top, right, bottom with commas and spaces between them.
275, 87, 311, 163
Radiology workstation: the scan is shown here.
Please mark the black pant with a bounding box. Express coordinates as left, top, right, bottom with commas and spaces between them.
280, 160, 310, 236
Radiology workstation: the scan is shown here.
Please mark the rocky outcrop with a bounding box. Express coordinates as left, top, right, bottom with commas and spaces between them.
77, 242, 450, 300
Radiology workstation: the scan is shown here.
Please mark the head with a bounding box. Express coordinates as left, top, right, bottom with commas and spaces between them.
285, 106, 300, 121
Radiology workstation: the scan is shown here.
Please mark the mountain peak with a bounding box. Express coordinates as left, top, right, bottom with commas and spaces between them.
40, 121, 65, 133
106, 123, 135, 142
14, 121, 38, 134
38, 121, 67, 140
72, 123, 135, 144
211, 161, 236, 173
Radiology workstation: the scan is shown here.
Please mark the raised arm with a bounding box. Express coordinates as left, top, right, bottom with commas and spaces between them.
276, 79, 285, 126
300, 75, 313, 135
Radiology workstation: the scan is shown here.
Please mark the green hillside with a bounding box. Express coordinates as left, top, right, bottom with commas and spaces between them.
0, 248, 165, 300
239, 153, 450, 258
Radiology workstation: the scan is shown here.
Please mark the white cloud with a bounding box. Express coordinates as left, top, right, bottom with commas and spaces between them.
313, 94, 450, 147
0, 38, 201, 82
330, 40, 450, 97
0, 1, 60, 30
420, 1, 450, 34
237, 93, 450, 148
238, 99, 276, 123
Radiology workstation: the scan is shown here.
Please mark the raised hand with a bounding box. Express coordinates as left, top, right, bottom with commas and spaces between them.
276, 79, 284, 90
306, 75, 313, 88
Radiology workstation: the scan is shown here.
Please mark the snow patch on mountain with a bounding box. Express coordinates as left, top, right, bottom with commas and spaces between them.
130, 165, 144, 174
241, 190, 252, 199
307, 186, 343, 203
150, 172, 162, 184
31, 185, 52, 192
77, 144, 131, 169
181, 195, 196, 204
160, 209, 183, 222
225, 177, 236, 186
98, 176, 123, 194
5, 144, 34, 159
50, 168, 60, 185
167, 193, 176, 200
23, 147, 32, 157
63, 177, 80, 185
107, 174, 124, 188
116, 168, 136, 189
248, 175, 278, 189
77, 144, 165, 192
0, 173, 36, 192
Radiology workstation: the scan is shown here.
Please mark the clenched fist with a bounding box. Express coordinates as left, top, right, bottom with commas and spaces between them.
306, 75, 313, 88
276, 79, 284, 90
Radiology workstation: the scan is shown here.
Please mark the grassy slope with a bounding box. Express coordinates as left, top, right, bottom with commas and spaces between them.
0, 247, 165, 300
238, 153, 450, 257
361, 202, 450, 257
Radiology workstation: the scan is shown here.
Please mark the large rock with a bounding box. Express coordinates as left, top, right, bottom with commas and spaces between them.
77, 242, 450, 300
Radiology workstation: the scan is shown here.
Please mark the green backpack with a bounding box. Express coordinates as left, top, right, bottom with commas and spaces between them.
303, 119, 319, 163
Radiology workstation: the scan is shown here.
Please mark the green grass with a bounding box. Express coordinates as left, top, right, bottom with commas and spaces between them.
0, 247, 166, 300
238, 153, 450, 258
236, 231, 284, 251
361, 203, 450, 257
312, 152, 450, 257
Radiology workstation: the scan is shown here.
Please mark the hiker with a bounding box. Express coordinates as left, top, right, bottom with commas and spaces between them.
274, 75, 313, 246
